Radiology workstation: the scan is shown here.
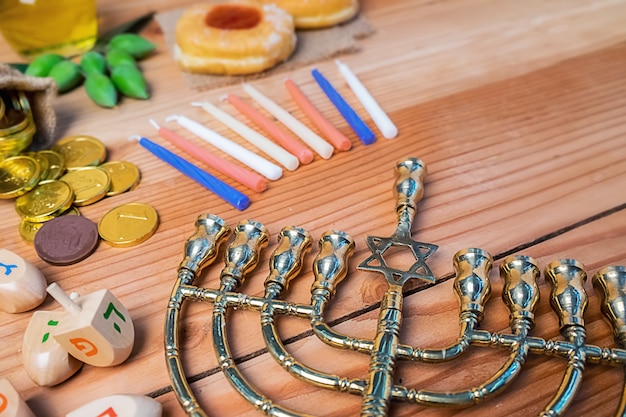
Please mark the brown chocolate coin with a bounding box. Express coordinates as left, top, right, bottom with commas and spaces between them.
34, 215, 99, 265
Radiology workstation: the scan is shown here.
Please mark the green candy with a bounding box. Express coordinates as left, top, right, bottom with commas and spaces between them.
25, 53, 65, 77
106, 49, 137, 69
80, 51, 107, 76
48, 60, 83, 93
107, 33, 156, 59
85, 73, 118, 108
111, 65, 149, 100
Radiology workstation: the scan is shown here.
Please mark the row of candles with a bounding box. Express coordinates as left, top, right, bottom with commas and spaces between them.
134, 61, 398, 210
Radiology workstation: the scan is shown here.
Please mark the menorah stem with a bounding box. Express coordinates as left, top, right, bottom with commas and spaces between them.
360, 285, 403, 417
539, 326, 587, 417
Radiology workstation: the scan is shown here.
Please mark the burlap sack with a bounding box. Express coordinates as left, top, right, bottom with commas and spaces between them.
0, 63, 57, 150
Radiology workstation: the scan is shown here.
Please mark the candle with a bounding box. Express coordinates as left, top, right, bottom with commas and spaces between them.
191, 101, 299, 171
149, 119, 267, 193
284, 78, 352, 152
335, 60, 398, 139
242, 83, 334, 160
133, 136, 250, 211
224, 93, 314, 165
311, 68, 376, 146
166, 114, 283, 181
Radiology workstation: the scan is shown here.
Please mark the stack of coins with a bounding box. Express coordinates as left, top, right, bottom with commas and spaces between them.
0, 134, 147, 247
0, 90, 36, 159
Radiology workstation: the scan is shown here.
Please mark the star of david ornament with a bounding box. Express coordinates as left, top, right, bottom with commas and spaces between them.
358, 235, 438, 285
358, 157, 438, 285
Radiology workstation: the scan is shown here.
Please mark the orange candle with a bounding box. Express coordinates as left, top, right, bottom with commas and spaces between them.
284, 78, 352, 151
224, 94, 314, 165
149, 120, 267, 193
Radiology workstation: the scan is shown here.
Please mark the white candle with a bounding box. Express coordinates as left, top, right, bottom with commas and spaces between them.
191, 101, 299, 171
166, 115, 283, 181
335, 60, 398, 139
242, 83, 334, 159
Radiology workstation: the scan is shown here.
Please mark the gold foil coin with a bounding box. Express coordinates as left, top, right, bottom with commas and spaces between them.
59, 166, 111, 206
38, 149, 65, 180
15, 179, 74, 222
24, 152, 49, 181
99, 161, 141, 196
52, 135, 107, 169
19, 206, 80, 243
0, 155, 41, 199
98, 202, 159, 247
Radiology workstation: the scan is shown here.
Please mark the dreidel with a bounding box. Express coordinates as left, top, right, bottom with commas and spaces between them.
0, 378, 35, 417
66, 394, 162, 417
46, 283, 135, 367
22, 310, 83, 386
0, 249, 47, 313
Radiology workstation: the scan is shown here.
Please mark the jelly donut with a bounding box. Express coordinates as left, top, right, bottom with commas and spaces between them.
261, 0, 360, 29
174, 2, 297, 75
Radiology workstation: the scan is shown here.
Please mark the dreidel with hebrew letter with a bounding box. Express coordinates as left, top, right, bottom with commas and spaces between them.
66, 394, 162, 417
0, 248, 47, 313
22, 310, 83, 386
46, 283, 135, 367
0, 378, 35, 417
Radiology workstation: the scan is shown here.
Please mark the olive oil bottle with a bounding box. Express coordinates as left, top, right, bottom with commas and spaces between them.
0, 0, 98, 59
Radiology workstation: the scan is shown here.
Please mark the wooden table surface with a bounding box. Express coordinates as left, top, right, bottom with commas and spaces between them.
2, 0, 626, 416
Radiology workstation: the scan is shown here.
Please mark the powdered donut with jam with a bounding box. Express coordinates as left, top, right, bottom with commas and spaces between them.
174, 2, 297, 75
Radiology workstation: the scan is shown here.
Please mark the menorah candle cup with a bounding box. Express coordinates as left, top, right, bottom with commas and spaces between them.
66, 394, 162, 417
500, 255, 541, 327
264, 227, 312, 293
310, 230, 355, 300
47, 284, 135, 367
178, 214, 230, 280
545, 259, 588, 331
453, 248, 493, 320
592, 265, 626, 347
22, 310, 83, 386
393, 158, 426, 231
221, 220, 269, 288
0, 378, 35, 417
0, 248, 47, 313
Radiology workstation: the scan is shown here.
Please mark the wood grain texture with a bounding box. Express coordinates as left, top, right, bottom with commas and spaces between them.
1, 0, 625, 416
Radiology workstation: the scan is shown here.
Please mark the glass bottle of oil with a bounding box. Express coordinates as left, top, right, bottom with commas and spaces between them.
0, 0, 98, 59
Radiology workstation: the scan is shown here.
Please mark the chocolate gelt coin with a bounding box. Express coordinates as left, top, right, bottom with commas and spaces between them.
52, 135, 107, 169
19, 206, 81, 243
34, 215, 99, 265
38, 149, 65, 180
15, 179, 74, 222
99, 161, 140, 196
0, 155, 41, 199
98, 202, 159, 247
59, 166, 111, 206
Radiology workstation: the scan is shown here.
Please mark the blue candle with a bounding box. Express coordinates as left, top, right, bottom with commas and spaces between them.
312, 68, 376, 145
137, 136, 250, 211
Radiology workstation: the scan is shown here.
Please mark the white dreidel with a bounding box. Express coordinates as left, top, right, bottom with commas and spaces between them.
22, 310, 84, 386
0, 249, 47, 313
66, 394, 162, 417
0, 378, 35, 417
46, 283, 135, 367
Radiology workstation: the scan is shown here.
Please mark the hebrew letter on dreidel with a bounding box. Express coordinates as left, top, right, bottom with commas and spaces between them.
65, 394, 162, 417
22, 310, 83, 386
47, 283, 135, 367
0, 378, 35, 417
0, 249, 47, 313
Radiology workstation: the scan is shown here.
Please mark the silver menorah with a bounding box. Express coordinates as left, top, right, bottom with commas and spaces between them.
164, 157, 626, 417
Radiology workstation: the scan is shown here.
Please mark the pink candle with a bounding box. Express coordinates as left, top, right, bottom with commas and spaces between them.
149, 120, 267, 193
224, 94, 314, 165
284, 79, 352, 151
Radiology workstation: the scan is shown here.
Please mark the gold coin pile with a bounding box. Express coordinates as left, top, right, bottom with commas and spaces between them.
0, 90, 36, 159
0, 134, 145, 243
